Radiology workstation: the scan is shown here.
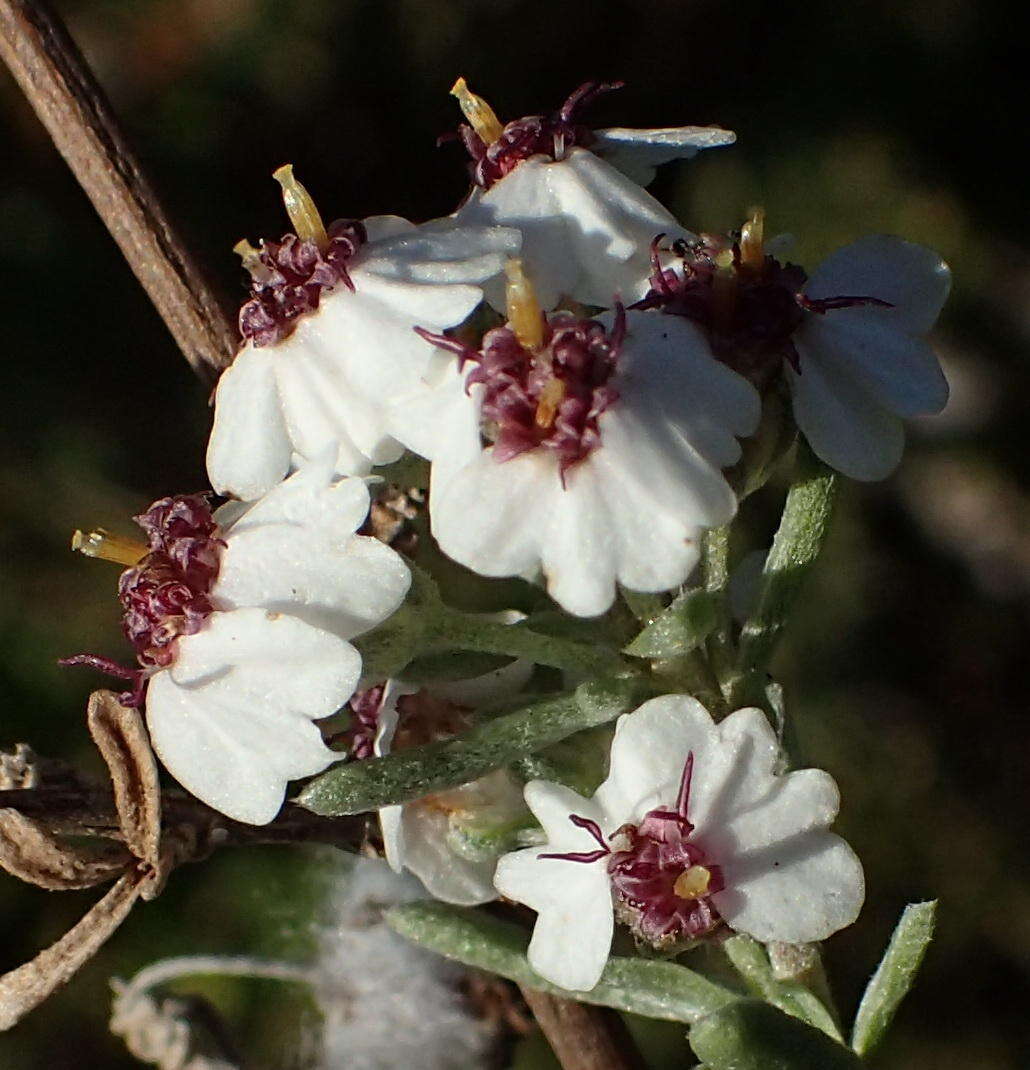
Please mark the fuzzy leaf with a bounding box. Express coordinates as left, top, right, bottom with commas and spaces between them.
298, 675, 649, 815
624, 589, 719, 659
851, 900, 936, 1057
690, 999, 863, 1070
387, 902, 737, 1024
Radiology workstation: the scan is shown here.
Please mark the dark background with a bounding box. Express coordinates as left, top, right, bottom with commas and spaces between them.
1, 0, 1028, 1066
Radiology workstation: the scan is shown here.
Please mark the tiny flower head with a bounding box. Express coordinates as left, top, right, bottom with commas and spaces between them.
66, 454, 411, 824
638, 215, 950, 480
207, 164, 519, 501
409, 261, 759, 617
449, 79, 733, 309
494, 695, 864, 991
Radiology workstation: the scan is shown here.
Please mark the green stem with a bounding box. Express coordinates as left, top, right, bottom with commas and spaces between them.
429, 605, 620, 677
731, 445, 837, 707
701, 525, 736, 702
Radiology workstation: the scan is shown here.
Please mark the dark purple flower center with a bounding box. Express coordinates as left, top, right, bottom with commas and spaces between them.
634, 234, 889, 382
345, 685, 472, 760
540, 752, 725, 949
416, 307, 624, 483
238, 219, 367, 347
62, 495, 224, 705
456, 81, 623, 190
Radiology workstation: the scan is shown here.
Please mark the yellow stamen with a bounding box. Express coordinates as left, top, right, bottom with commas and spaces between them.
272, 164, 329, 252
450, 76, 504, 146
71, 529, 147, 567
535, 377, 566, 429
673, 865, 712, 901
504, 258, 545, 351
739, 206, 765, 272
233, 238, 271, 283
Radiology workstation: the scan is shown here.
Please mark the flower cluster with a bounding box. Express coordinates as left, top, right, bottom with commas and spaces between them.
61, 76, 950, 1008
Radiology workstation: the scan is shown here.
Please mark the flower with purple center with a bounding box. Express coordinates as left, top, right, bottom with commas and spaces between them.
346, 637, 532, 905
67, 454, 411, 825
494, 695, 865, 992
207, 165, 519, 501
639, 217, 951, 480
448, 78, 734, 310
402, 260, 760, 617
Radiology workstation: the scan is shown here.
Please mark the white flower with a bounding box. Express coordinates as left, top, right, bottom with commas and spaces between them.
207, 200, 518, 501
142, 455, 411, 824
494, 695, 865, 992
412, 287, 760, 617
788, 236, 951, 480
369, 646, 533, 906
449, 79, 733, 310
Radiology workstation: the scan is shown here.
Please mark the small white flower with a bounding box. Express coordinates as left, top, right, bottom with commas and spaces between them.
207, 167, 518, 501
788, 236, 951, 480
449, 79, 733, 309
494, 695, 865, 992
410, 267, 759, 617
123, 455, 411, 825
361, 644, 533, 906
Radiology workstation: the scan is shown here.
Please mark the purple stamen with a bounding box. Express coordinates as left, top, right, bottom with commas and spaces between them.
239, 219, 367, 347
676, 751, 695, 818
540, 813, 612, 864
796, 294, 893, 314
418, 308, 624, 480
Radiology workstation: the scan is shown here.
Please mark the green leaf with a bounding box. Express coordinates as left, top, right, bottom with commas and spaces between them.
387, 902, 738, 1024
732, 443, 837, 706
297, 675, 649, 815
722, 935, 841, 1041
512, 724, 614, 796
625, 588, 719, 659
690, 999, 863, 1070
850, 900, 937, 1057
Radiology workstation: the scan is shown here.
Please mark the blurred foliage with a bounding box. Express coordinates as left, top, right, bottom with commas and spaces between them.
1, 0, 1028, 1066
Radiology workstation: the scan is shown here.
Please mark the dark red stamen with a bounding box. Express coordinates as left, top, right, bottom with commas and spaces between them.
239, 219, 367, 347
417, 307, 623, 483
540, 814, 612, 864
453, 81, 624, 190
676, 751, 694, 817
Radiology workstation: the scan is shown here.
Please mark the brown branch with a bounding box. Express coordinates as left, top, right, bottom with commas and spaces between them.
0, 0, 236, 383
0, 785, 368, 855
518, 986, 646, 1070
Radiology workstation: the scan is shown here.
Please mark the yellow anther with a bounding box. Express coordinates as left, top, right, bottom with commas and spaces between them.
233, 238, 271, 283
450, 76, 504, 146
272, 164, 329, 252
740, 206, 766, 272
504, 258, 545, 351
71, 529, 147, 567
535, 377, 566, 429
673, 865, 712, 901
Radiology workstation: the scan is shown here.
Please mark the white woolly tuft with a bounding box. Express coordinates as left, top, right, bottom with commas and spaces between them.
314, 858, 492, 1070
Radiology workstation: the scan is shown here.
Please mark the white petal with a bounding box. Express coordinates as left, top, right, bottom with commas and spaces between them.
549, 149, 687, 305
799, 309, 948, 418
145, 608, 355, 824
713, 829, 865, 944
788, 340, 904, 480
206, 346, 293, 501
539, 464, 618, 617
592, 125, 736, 186
457, 161, 577, 310
494, 846, 614, 991
523, 779, 608, 848
386, 802, 498, 906
806, 236, 950, 333
361, 215, 417, 243
223, 455, 370, 536
213, 527, 410, 640
360, 220, 520, 286
594, 695, 716, 823
379, 801, 406, 874
431, 448, 553, 579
